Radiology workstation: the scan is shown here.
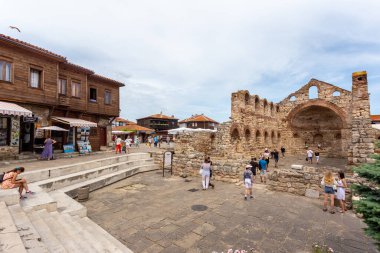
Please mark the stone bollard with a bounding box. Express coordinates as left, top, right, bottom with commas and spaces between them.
77, 186, 90, 202
291, 164, 304, 170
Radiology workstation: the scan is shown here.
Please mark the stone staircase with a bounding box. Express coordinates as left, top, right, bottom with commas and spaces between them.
0, 153, 158, 252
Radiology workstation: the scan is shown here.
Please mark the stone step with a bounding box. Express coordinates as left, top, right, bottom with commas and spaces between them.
49, 211, 99, 252
23, 152, 151, 183
7, 204, 48, 253
19, 185, 57, 212
62, 213, 111, 253
0, 202, 27, 253
34, 158, 153, 192
49, 190, 87, 217
60, 164, 159, 198
0, 188, 20, 206
73, 216, 132, 253
27, 210, 67, 253
34, 209, 85, 253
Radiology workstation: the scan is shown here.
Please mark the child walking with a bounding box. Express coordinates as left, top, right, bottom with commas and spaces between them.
243, 165, 253, 200
337, 171, 347, 213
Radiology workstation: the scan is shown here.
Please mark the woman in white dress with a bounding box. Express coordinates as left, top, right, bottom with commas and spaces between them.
200, 159, 211, 190
337, 171, 347, 213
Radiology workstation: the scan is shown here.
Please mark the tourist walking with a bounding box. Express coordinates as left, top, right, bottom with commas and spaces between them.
337, 171, 347, 213
263, 148, 270, 168
273, 149, 279, 168
200, 159, 211, 190
1, 167, 33, 199
40, 136, 56, 160
249, 157, 258, 180
148, 136, 152, 148
321, 171, 337, 214
315, 151, 320, 164
307, 149, 314, 164
207, 157, 215, 189
243, 165, 254, 200
259, 157, 268, 184
281, 146, 286, 158
115, 136, 122, 154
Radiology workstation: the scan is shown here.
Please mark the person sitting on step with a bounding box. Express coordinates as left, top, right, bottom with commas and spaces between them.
1, 167, 34, 199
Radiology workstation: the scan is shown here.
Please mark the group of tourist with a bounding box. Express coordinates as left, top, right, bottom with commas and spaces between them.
321, 170, 347, 213
114, 136, 133, 154
306, 148, 320, 164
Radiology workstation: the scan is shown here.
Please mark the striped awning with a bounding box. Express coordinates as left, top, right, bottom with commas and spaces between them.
52, 117, 97, 128
0, 101, 32, 117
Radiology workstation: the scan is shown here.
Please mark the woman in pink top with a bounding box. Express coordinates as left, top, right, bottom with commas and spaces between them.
1, 167, 33, 199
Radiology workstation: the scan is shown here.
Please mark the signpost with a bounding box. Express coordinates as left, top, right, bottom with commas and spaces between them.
163, 151, 174, 176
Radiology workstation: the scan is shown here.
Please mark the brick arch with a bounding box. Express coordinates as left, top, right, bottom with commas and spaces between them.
230, 124, 241, 140
243, 126, 251, 140
287, 100, 348, 128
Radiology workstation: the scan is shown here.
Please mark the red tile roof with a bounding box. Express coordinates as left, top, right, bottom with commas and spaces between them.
115, 118, 136, 124
179, 114, 219, 124
60, 62, 94, 74
371, 115, 380, 121
88, 74, 125, 87
113, 125, 154, 132
0, 34, 66, 61
138, 114, 178, 120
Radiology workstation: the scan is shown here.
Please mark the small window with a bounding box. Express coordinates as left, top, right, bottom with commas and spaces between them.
58, 78, 67, 95
332, 91, 341, 97
0, 117, 10, 146
71, 81, 81, 97
89, 88, 97, 102
30, 68, 42, 88
289, 96, 296, 101
0, 61, 12, 82
309, 86, 318, 99
105, 90, 111, 105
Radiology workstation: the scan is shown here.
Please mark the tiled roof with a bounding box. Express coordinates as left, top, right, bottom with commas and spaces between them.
113, 125, 154, 132
115, 117, 136, 124
138, 114, 178, 120
88, 74, 125, 87
371, 115, 380, 121
179, 114, 219, 124
0, 34, 66, 61
61, 62, 94, 74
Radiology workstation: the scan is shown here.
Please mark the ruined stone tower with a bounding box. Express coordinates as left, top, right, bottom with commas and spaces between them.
349, 71, 375, 163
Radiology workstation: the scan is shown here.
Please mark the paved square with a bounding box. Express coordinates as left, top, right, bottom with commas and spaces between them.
83, 171, 378, 253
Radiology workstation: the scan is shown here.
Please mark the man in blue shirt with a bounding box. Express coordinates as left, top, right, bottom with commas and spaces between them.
259, 157, 268, 184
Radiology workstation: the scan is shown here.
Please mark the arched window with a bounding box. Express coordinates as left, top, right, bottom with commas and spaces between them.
276, 105, 280, 112
309, 86, 318, 99
255, 97, 260, 111
245, 128, 251, 140
332, 91, 341, 97
264, 131, 269, 142
256, 130, 262, 142
271, 131, 276, 143
313, 134, 323, 144
277, 132, 281, 140
263, 100, 268, 114
270, 103, 274, 116
289, 96, 296, 102
231, 128, 240, 141
245, 93, 250, 105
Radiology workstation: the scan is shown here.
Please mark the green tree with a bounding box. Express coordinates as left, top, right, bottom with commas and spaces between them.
352, 141, 380, 249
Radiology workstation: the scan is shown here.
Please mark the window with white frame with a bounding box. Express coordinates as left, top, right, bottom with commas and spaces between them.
105, 90, 111, 104
58, 78, 67, 95
30, 68, 42, 88
71, 81, 81, 97
0, 61, 12, 82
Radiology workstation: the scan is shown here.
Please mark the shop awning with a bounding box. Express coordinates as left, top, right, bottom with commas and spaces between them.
52, 117, 97, 128
112, 130, 133, 135
0, 101, 32, 117
39, 126, 69, 131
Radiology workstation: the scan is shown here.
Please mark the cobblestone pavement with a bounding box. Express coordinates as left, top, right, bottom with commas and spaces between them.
83, 171, 378, 253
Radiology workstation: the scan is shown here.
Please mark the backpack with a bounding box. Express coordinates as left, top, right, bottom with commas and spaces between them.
0, 172, 5, 183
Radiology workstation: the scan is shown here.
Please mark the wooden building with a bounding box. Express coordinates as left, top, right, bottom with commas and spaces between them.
179, 114, 219, 129
137, 113, 178, 135
0, 34, 123, 159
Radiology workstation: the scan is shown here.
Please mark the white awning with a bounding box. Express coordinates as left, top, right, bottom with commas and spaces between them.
0, 101, 32, 117
372, 124, 380, 130
112, 130, 133, 135
52, 117, 97, 128
39, 126, 69, 132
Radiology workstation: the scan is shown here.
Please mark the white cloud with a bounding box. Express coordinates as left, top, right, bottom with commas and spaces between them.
1, 0, 380, 121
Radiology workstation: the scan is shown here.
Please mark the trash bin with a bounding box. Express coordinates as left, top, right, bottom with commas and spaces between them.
77, 186, 90, 202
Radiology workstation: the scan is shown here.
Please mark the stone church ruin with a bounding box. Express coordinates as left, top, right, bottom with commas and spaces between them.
172, 71, 375, 180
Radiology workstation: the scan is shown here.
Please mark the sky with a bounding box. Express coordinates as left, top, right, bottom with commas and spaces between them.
1, 0, 380, 122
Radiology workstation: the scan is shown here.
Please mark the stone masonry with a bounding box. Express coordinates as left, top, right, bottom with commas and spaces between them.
172, 71, 375, 180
